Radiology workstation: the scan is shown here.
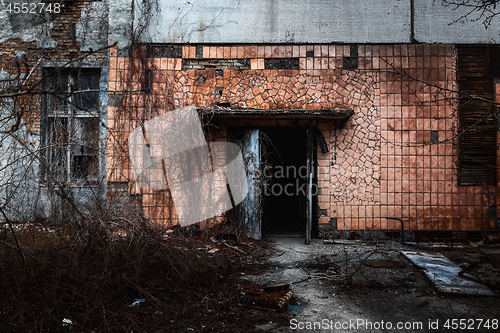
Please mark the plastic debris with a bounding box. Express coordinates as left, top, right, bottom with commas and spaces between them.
128, 299, 145, 307
62, 318, 73, 327
287, 304, 303, 312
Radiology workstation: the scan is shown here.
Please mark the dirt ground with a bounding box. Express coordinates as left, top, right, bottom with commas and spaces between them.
242, 237, 500, 333
3, 222, 499, 332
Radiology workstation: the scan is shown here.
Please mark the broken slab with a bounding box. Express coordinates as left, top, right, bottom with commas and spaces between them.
401, 251, 495, 296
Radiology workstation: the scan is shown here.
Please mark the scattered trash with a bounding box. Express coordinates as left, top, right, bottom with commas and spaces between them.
300, 261, 341, 271
62, 318, 73, 326
211, 233, 238, 243
471, 233, 500, 246
349, 231, 363, 240
470, 240, 484, 247
288, 304, 304, 312
241, 284, 293, 312
479, 245, 500, 269
364, 259, 406, 268
457, 261, 479, 276
328, 239, 361, 245
263, 283, 291, 292
187, 328, 194, 331
484, 233, 500, 245
401, 251, 495, 296
224, 242, 247, 254
127, 299, 145, 307
207, 248, 219, 254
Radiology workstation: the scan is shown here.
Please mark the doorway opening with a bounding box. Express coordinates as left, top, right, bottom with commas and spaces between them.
229, 125, 318, 240
262, 127, 309, 236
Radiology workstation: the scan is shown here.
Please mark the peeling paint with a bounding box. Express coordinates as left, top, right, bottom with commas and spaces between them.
14, 50, 24, 59
0, 0, 56, 47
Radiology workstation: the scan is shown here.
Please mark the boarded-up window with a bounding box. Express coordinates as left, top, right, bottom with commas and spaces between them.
457, 46, 499, 185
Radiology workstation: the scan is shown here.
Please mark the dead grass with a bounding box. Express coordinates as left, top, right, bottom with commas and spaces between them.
0, 219, 236, 332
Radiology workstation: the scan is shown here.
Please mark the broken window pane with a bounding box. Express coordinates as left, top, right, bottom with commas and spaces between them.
46, 71, 70, 112
73, 70, 100, 111
71, 117, 99, 180
47, 116, 69, 181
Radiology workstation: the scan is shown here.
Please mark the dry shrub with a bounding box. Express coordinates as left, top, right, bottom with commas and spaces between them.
0, 217, 233, 332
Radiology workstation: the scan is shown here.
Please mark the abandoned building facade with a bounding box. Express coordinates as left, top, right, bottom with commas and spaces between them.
1, 0, 500, 241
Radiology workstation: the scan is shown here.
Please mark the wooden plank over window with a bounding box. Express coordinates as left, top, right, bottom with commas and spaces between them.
457, 46, 497, 185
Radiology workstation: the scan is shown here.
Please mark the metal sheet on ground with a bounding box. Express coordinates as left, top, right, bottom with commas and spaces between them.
401, 251, 495, 296
479, 245, 500, 269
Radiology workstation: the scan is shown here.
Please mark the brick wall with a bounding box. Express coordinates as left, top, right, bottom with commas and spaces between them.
0, 2, 107, 133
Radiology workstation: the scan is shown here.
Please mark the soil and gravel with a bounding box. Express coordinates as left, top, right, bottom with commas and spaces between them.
242, 237, 500, 333
1, 222, 499, 332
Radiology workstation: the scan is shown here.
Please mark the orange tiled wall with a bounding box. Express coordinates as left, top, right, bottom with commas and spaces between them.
108, 44, 498, 232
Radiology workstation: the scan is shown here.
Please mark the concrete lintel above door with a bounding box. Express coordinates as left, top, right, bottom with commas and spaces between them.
199, 107, 353, 120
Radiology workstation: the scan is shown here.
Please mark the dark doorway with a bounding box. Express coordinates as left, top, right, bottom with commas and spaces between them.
261, 127, 308, 236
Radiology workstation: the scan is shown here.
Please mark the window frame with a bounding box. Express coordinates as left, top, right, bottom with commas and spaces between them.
41, 67, 101, 185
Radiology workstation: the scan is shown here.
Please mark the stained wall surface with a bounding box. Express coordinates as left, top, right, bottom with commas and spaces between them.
110, 0, 500, 47
108, 43, 499, 233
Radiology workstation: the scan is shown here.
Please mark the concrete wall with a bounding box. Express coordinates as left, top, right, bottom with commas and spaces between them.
114, 0, 500, 46
132, 0, 411, 44
414, 0, 500, 44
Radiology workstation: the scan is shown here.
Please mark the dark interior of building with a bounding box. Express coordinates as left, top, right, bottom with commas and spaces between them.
261, 127, 308, 236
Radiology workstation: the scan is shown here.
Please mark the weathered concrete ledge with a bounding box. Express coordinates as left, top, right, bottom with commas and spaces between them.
200, 107, 354, 120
